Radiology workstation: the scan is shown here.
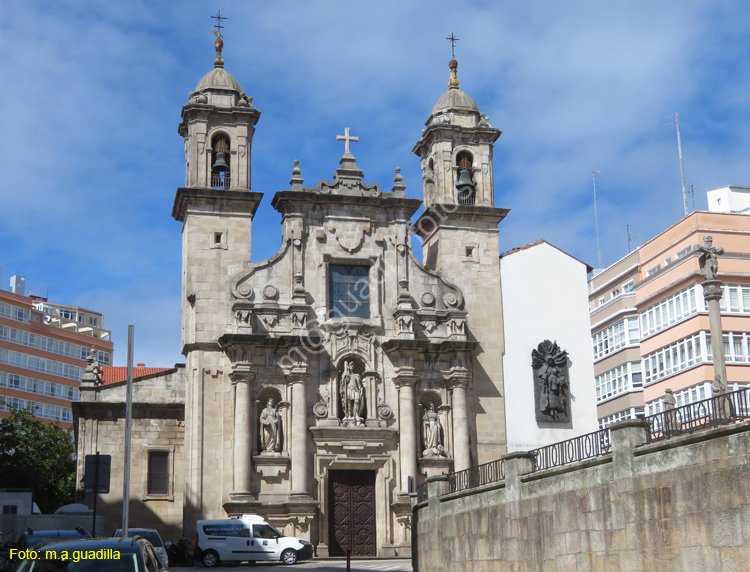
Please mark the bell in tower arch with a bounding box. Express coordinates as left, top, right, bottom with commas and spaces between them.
211, 135, 231, 189
455, 151, 476, 205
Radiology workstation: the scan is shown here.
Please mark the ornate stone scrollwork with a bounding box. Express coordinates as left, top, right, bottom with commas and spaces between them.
443, 292, 460, 308
420, 292, 436, 307
377, 401, 393, 420
262, 284, 279, 300
313, 385, 329, 419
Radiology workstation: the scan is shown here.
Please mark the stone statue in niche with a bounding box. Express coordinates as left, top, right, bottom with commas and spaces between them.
340, 360, 366, 427
531, 340, 570, 422
259, 397, 282, 454
421, 402, 446, 457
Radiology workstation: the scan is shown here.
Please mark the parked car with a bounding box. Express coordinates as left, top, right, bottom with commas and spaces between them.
195, 514, 312, 567
16, 528, 91, 550
9, 537, 166, 571
113, 529, 168, 570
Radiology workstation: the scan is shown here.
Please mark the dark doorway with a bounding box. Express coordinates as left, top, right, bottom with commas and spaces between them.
328, 470, 376, 556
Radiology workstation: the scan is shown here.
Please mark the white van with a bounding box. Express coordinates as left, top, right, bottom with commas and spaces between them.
195, 514, 313, 567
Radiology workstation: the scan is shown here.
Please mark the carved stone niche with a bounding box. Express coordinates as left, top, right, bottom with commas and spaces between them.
531, 340, 571, 423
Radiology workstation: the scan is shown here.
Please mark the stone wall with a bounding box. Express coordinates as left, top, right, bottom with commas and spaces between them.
414, 420, 750, 572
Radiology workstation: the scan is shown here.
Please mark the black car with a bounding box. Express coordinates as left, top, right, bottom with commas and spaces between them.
15, 529, 90, 551
8, 537, 166, 571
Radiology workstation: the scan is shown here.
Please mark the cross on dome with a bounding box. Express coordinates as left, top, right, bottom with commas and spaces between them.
336, 127, 359, 157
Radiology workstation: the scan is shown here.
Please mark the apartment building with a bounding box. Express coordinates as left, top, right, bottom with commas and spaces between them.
590, 186, 750, 426
0, 280, 113, 427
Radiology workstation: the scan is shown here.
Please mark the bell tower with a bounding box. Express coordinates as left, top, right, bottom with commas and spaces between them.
172, 32, 263, 524
412, 57, 511, 465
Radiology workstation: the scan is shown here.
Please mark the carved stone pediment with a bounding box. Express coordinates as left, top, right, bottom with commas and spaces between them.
309, 426, 398, 454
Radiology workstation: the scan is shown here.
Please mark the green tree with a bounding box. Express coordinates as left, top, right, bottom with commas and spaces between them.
0, 407, 76, 513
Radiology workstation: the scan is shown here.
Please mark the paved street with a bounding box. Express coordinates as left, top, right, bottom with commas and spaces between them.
172, 559, 412, 571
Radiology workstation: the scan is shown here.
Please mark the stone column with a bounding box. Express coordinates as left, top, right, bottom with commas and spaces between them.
288, 366, 311, 497
230, 369, 255, 494
394, 372, 418, 492
703, 280, 728, 389
450, 380, 471, 472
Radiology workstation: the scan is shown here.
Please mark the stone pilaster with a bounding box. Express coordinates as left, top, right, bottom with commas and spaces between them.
444, 366, 471, 472
610, 419, 649, 481
394, 368, 418, 492
501, 451, 535, 502
230, 367, 255, 495
286, 364, 311, 497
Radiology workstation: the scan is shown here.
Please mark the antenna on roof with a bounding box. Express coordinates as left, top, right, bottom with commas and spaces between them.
666, 113, 689, 217
627, 224, 637, 253
592, 170, 602, 269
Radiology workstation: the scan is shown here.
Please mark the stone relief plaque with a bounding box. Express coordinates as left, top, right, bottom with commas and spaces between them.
531, 340, 571, 423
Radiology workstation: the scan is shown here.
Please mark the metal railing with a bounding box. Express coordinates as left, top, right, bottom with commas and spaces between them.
646, 386, 750, 443
416, 482, 429, 504
457, 188, 476, 205
211, 172, 230, 189
530, 428, 612, 473
448, 458, 505, 494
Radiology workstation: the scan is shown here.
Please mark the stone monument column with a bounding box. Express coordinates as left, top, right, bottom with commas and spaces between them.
394, 371, 418, 492
695, 235, 727, 390
287, 365, 311, 497
230, 369, 255, 494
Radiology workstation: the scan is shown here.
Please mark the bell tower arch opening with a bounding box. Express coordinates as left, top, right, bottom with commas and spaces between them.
210, 133, 231, 189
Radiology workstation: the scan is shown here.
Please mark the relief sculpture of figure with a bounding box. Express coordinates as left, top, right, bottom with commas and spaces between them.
422, 402, 446, 457
695, 235, 724, 281
340, 360, 365, 427
259, 397, 282, 453
531, 340, 571, 423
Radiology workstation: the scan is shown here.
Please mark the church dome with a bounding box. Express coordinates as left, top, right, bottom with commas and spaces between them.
195, 67, 243, 93
431, 88, 479, 116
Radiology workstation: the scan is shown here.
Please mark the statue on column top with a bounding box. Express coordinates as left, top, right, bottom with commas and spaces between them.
695, 235, 724, 281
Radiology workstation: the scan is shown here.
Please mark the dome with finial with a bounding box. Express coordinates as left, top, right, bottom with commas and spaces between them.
194, 67, 244, 93
428, 59, 480, 122
188, 34, 247, 107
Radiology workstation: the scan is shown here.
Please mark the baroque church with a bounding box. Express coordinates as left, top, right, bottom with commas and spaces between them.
74, 34, 597, 557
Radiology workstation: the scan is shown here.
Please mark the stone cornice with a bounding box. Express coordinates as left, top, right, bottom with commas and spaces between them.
271, 190, 423, 218
380, 338, 478, 354
172, 187, 263, 222
411, 204, 510, 239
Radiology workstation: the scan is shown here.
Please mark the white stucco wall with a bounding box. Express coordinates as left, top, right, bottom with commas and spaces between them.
500, 241, 598, 452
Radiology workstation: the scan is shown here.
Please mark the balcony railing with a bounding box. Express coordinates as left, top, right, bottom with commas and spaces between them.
529, 428, 612, 472
646, 386, 750, 443
448, 458, 505, 494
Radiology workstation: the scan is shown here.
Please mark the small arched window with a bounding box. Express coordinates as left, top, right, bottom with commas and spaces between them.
211, 134, 231, 189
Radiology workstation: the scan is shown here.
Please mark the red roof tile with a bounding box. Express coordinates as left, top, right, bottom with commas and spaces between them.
100, 366, 172, 385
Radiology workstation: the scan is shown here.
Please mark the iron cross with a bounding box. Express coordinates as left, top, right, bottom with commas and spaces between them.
212, 10, 227, 37
446, 33, 460, 59
336, 127, 359, 155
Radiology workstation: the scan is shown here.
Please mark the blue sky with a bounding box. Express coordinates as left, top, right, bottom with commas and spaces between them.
1, 1, 748, 366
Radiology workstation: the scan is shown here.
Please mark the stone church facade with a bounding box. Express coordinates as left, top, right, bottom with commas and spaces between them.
74, 42, 597, 557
